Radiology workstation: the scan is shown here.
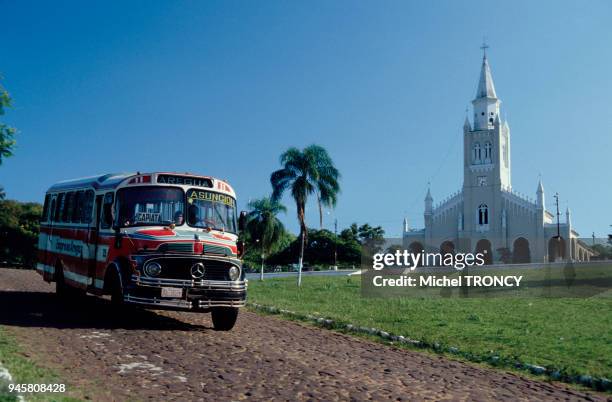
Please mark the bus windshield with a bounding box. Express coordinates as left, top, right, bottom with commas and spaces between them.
186, 189, 237, 233
117, 187, 185, 227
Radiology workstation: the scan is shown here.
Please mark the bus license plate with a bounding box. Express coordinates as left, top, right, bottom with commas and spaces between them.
161, 287, 183, 298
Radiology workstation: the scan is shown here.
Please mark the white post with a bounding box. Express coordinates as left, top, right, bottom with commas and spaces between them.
260, 252, 265, 281
297, 231, 305, 287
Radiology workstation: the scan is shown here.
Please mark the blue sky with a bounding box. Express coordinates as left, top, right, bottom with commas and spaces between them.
1, 0, 611, 238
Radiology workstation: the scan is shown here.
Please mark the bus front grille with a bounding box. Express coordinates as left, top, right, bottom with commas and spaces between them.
145, 258, 235, 281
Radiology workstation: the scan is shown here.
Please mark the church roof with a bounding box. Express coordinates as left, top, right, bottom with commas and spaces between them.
475, 55, 497, 99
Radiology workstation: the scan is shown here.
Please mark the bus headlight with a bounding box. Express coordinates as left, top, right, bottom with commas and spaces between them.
228, 266, 240, 281
144, 261, 162, 277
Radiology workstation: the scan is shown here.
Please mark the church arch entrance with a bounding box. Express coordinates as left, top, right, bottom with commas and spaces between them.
512, 237, 531, 263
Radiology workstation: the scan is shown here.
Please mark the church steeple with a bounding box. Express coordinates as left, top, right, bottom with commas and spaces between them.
463, 113, 471, 132
425, 187, 433, 214
475, 52, 497, 99
472, 43, 501, 131
536, 179, 545, 208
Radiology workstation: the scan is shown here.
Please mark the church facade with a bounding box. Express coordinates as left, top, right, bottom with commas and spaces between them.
403, 50, 593, 264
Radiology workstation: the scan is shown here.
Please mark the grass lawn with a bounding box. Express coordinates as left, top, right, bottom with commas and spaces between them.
0, 327, 81, 402
248, 275, 612, 381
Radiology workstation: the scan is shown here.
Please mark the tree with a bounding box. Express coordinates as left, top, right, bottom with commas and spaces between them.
270, 145, 340, 286
591, 244, 612, 260
266, 227, 360, 267
302, 228, 336, 266
0, 78, 17, 165
245, 197, 287, 280
1, 78, 17, 199
357, 223, 385, 253
357, 223, 385, 242
0, 200, 42, 267
340, 223, 359, 242
315, 154, 340, 229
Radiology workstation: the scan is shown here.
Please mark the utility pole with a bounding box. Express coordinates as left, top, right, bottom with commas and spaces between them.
554, 193, 560, 238
592, 232, 596, 246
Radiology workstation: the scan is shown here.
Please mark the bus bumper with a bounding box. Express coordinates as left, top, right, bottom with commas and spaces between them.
124, 275, 247, 310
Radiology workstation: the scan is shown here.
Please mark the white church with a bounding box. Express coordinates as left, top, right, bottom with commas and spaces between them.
403, 48, 594, 264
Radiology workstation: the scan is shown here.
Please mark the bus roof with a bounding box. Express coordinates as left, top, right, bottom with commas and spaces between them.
48, 173, 135, 192
46, 172, 236, 197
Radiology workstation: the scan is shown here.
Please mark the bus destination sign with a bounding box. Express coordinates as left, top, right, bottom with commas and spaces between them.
157, 174, 213, 188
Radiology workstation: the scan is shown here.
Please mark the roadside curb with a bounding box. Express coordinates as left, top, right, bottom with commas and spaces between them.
247, 302, 611, 393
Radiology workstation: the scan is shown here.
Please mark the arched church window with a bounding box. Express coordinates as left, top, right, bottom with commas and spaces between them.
478, 204, 488, 225
473, 143, 481, 163
484, 142, 492, 160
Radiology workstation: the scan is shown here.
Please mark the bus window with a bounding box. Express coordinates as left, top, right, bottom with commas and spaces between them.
116, 187, 184, 227
82, 190, 94, 224
49, 197, 56, 223
42, 194, 51, 222
186, 189, 237, 233
63, 192, 75, 222
72, 191, 84, 223
54, 193, 65, 222
101, 192, 114, 229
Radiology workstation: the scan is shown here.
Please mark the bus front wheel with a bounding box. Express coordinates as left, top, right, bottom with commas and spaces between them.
106, 268, 124, 306
211, 307, 239, 331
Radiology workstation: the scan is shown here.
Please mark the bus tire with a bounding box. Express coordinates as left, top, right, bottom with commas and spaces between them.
109, 268, 124, 306
211, 307, 239, 331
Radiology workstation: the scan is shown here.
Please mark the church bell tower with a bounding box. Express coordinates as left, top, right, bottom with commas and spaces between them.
462, 44, 512, 236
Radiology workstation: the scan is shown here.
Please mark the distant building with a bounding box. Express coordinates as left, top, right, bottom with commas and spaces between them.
403, 48, 593, 263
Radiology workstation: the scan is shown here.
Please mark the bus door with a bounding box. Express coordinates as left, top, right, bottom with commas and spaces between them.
42, 194, 56, 281
88, 194, 104, 286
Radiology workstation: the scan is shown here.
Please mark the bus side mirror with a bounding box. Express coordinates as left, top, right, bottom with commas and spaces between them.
238, 211, 247, 232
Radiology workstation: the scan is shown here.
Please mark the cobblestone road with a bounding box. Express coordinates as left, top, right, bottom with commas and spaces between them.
0, 269, 607, 401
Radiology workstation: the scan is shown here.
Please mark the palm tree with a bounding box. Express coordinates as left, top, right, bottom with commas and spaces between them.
246, 197, 287, 280
316, 166, 339, 229
270, 145, 340, 286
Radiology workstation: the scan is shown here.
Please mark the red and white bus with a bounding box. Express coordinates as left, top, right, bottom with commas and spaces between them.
37, 172, 247, 330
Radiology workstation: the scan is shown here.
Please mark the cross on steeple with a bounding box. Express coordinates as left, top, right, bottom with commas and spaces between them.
480, 38, 489, 58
